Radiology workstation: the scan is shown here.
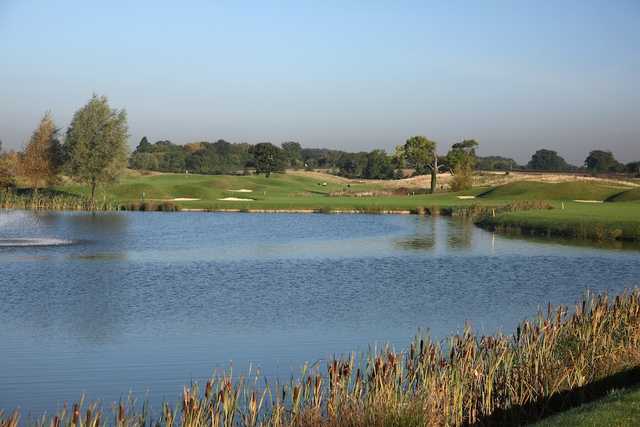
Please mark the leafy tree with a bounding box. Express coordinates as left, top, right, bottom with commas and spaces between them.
129, 152, 159, 170
249, 143, 286, 177
476, 156, 520, 171
446, 139, 478, 191
281, 141, 302, 168
447, 140, 478, 171
20, 112, 62, 193
526, 149, 571, 170
584, 150, 623, 173
363, 150, 395, 179
399, 135, 442, 193
0, 151, 17, 190
336, 152, 367, 178
63, 95, 128, 203
301, 148, 346, 169
135, 136, 153, 153
626, 161, 640, 176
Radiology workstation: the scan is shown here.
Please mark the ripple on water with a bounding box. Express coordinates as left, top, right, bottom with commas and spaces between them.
0, 238, 73, 247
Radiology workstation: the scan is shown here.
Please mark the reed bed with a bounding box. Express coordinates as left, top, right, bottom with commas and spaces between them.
0, 190, 179, 212
2, 290, 640, 426
0, 190, 121, 211
449, 200, 553, 218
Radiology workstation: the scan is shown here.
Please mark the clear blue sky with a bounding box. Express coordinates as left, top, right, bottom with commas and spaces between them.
1, 0, 638, 164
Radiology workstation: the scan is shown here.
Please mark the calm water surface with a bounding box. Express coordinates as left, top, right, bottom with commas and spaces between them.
0, 210, 638, 414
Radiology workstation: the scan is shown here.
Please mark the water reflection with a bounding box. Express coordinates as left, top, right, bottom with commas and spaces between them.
395, 216, 474, 251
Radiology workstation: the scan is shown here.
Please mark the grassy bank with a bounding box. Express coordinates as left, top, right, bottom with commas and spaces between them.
476, 201, 640, 242
2, 290, 640, 426
534, 386, 640, 426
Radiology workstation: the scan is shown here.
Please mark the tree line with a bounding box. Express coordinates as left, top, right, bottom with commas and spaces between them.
1, 94, 638, 199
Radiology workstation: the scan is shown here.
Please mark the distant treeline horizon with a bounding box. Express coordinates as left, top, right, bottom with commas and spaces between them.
128, 137, 640, 179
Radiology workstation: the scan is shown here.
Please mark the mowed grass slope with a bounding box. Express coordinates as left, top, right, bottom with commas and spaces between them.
606, 188, 640, 203
478, 181, 629, 201
534, 387, 640, 427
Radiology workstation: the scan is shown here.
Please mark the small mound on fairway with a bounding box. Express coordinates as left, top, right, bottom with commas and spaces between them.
606, 188, 640, 202
479, 181, 623, 201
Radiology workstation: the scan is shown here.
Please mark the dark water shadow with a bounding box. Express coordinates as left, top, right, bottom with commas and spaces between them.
494, 231, 640, 252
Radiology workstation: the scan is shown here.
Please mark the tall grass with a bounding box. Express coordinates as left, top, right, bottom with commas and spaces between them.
2, 290, 640, 426
448, 200, 553, 218
0, 190, 179, 212
0, 190, 121, 211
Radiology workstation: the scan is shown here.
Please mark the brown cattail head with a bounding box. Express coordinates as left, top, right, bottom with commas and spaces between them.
118, 403, 125, 424
205, 380, 213, 400
71, 403, 79, 425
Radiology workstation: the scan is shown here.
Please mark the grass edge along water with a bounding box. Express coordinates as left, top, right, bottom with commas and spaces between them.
2, 289, 640, 427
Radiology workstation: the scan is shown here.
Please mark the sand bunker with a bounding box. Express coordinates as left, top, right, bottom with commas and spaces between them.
217, 197, 255, 202
172, 198, 200, 201
457, 196, 476, 199
228, 189, 253, 193
573, 200, 604, 203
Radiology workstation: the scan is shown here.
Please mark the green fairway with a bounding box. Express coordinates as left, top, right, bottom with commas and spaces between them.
533, 387, 640, 426
55, 172, 496, 212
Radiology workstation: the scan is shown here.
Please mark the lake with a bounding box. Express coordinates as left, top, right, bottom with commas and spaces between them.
0, 210, 638, 415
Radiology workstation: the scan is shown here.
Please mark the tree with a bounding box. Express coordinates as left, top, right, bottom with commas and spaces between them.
527, 149, 571, 170
626, 161, 640, 176
475, 156, 520, 171
249, 143, 286, 177
63, 95, 128, 203
446, 139, 479, 191
585, 150, 623, 173
135, 136, 153, 153
399, 135, 442, 193
281, 141, 302, 168
0, 151, 17, 190
336, 152, 368, 178
129, 152, 159, 170
363, 150, 395, 179
20, 112, 62, 193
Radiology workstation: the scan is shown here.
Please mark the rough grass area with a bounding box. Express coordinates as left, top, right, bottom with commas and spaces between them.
476, 202, 640, 242
534, 387, 640, 426
2, 290, 640, 426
